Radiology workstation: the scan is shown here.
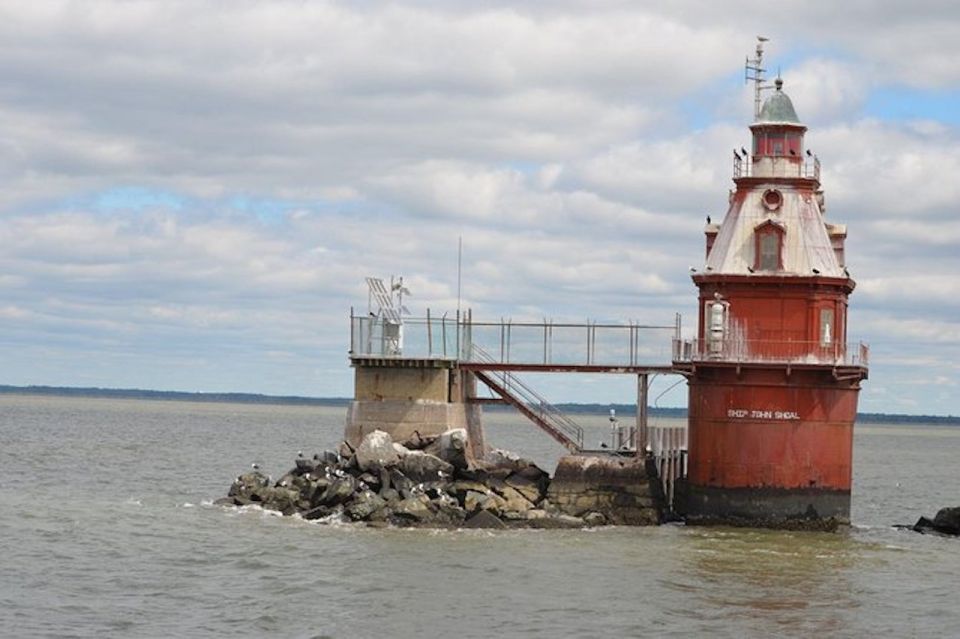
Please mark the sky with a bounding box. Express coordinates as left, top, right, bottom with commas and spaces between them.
1, 1, 959, 415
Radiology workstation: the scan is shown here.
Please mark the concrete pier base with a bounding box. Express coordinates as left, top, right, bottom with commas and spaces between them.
344, 357, 486, 460
344, 400, 483, 455
547, 454, 660, 525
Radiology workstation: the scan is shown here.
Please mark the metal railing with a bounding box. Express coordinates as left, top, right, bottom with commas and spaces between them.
470, 344, 584, 450
350, 312, 460, 360
734, 155, 820, 181
673, 338, 869, 367
463, 318, 678, 367
350, 310, 679, 367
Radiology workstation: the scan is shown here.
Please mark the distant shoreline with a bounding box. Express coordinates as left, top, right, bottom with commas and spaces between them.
1, 384, 957, 425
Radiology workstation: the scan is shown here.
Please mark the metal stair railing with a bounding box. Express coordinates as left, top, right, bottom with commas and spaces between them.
470, 344, 584, 452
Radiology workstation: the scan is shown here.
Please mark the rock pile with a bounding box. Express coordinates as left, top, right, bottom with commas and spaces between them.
909, 506, 960, 536
216, 428, 595, 529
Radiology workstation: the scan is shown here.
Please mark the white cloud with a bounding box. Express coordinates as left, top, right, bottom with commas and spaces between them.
0, 1, 958, 413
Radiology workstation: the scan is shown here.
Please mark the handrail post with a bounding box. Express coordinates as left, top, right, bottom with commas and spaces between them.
543, 320, 548, 365
426, 308, 432, 357
499, 318, 505, 363
637, 373, 649, 454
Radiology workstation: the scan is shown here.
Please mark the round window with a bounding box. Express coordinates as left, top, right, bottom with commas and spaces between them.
762, 189, 783, 211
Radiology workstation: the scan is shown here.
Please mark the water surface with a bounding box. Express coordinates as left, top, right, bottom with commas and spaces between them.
1, 395, 956, 638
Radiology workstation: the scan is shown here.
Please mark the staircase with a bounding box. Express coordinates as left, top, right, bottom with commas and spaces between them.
469, 345, 584, 452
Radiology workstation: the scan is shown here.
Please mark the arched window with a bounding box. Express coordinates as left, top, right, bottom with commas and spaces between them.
754, 220, 784, 271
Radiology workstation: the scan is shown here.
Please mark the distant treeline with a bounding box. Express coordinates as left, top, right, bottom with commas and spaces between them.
1, 385, 957, 424
0, 385, 352, 407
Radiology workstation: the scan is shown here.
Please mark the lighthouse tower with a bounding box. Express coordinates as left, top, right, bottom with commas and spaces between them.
675, 43, 868, 528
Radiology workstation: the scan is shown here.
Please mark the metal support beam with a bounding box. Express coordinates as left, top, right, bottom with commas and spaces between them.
636, 373, 649, 454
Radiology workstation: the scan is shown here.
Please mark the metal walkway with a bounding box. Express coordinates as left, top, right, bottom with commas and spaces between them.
350, 310, 680, 454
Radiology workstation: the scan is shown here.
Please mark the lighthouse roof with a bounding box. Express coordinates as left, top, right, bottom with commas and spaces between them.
757, 78, 800, 124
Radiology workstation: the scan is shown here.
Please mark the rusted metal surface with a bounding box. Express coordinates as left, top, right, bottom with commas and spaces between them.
686, 366, 859, 490
459, 362, 675, 374
473, 370, 583, 453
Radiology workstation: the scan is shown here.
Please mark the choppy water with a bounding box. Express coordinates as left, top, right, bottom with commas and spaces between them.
2, 394, 959, 638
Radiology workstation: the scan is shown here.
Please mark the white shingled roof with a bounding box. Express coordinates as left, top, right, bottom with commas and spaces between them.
705, 185, 842, 277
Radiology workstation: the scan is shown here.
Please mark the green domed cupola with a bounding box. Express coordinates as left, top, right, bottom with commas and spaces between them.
757, 78, 800, 123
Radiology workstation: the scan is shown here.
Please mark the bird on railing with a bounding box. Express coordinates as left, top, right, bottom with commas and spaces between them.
741, 147, 748, 157
806, 149, 813, 157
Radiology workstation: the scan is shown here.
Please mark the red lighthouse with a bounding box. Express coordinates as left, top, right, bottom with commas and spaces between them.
675, 42, 868, 528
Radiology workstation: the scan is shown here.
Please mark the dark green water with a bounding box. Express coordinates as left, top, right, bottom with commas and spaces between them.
1, 395, 957, 638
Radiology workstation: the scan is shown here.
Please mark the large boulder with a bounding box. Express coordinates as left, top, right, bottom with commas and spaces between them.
399, 451, 455, 483
464, 490, 507, 516
913, 506, 960, 536
504, 474, 545, 504
346, 491, 388, 521
426, 429, 469, 470
228, 471, 271, 502
496, 486, 535, 515
317, 475, 357, 507
392, 495, 437, 524
401, 431, 438, 451
355, 430, 399, 471
933, 507, 960, 534
258, 486, 300, 515
463, 510, 507, 529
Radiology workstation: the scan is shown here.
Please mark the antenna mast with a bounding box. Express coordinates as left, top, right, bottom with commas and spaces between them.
745, 36, 772, 119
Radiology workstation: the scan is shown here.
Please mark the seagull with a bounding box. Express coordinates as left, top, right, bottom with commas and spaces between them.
806, 149, 813, 157
812, 268, 821, 275
251, 463, 260, 470
705, 266, 713, 271
733, 149, 741, 160
297, 450, 304, 459
747, 266, 755, 273
706, 215, 711, 224
741, 147, 748, 157
689, 266, 697, 273
789, 149, 797, 156
844, 267, 851, 277
599, 442, 609, 449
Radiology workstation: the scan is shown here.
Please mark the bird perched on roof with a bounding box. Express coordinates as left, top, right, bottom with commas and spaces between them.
706, 215, 711, 224
251, 463, 260, 470
812, 268, 821, 275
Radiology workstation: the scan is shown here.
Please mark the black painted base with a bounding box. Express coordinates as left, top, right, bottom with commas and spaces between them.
678, 483, 850, 530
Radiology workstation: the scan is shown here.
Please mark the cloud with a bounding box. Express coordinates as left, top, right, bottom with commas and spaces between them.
0, 1, 957, 413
